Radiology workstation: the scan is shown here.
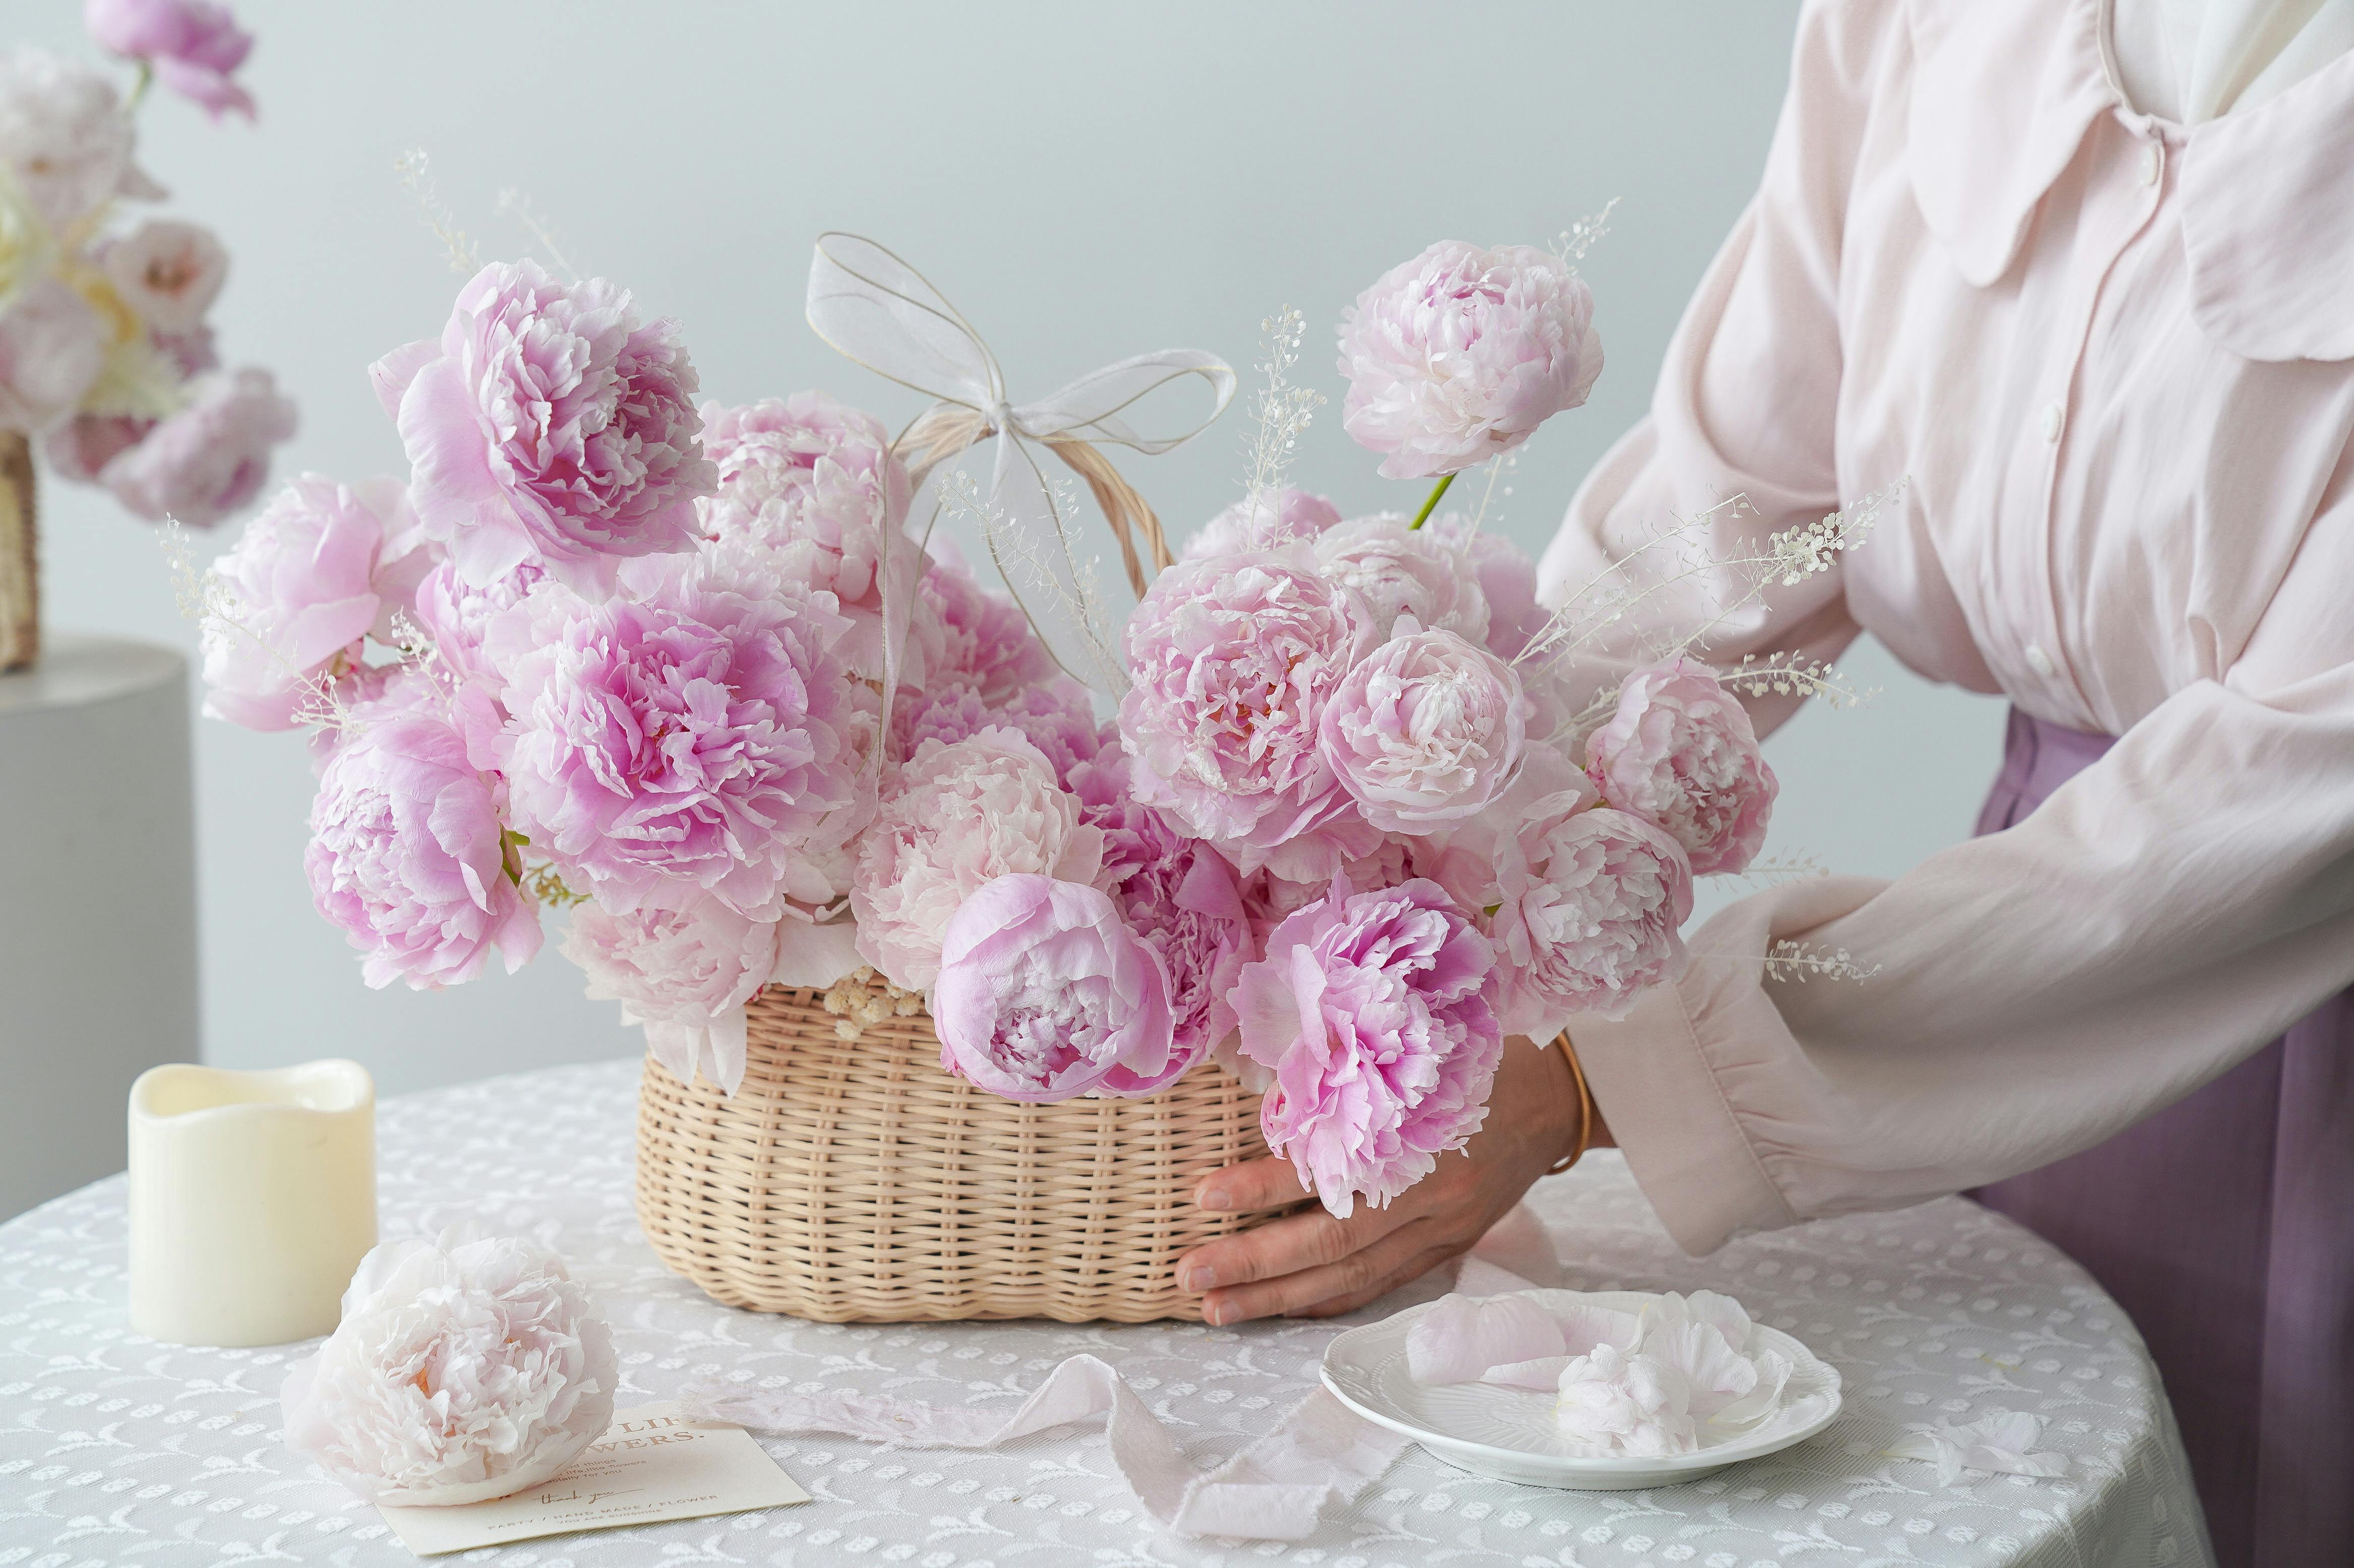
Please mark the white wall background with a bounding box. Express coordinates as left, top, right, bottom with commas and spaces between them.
15, 1, 2007, 1099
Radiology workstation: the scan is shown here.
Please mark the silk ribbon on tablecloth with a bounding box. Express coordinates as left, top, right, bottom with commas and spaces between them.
804, 232, 1235, 699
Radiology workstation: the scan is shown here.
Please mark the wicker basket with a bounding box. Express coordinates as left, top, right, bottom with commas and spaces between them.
634, 975, 1284, 1322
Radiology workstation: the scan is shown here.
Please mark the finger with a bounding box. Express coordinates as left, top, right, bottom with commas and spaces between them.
1176, 1194, 1404, 1296
1285, 1243, 1470, 1320
1193, 1156, 1310, 1214
1200, 1219, 1442, 1325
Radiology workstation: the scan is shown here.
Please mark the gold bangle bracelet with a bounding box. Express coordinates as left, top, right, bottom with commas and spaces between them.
1547, 1031, 1595, 1176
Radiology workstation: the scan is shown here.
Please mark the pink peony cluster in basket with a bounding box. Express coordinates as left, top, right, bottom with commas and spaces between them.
200, 233, 1789, 1220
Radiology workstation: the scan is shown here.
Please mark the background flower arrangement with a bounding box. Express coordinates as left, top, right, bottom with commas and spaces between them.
0, 0, 291, 670
195, 212, 1878, 1223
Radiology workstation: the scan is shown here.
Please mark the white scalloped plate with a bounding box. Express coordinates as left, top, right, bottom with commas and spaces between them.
1320, 1289, 1843, 1490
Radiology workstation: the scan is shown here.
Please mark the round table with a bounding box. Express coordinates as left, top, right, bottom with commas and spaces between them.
0, 1060, 2210, 1567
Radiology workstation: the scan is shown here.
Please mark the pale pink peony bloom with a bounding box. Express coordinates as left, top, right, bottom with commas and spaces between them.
697, 393, 915, 681
201, 473, 421, 731
1180, 486, 1342, 559
102, 219, 228, 333
914, 546, 1056, 703
374, 262, 714, 589
890, 676, 1105, 787
280, 1230, 615, 1507
1416, 739, 1594, 914
1071, 749, 1252, 1080
1313, 515, 1490, 643
562, 894, 781, 1097
1320, 625, 1526, 833
850, 727, 1104, 991
1337, 240, 1603, 480
83, 0, 254, 119
487, 549, 859, 921
1492, 803, 1692, 1035
932, 873, 1178, 1103
1585, 657, 1777, 875
0, 278, 103, 434
1119, 547, 1376, 861
305, 676, 542, 990
1235, 877, 1503, 1217
407, 555, 545, 685
100, 365, 296, 527
0, 48, 160, 229
1238, 835, 1421, 951
43, 410, 150, 479
1429, 516, 1550, 661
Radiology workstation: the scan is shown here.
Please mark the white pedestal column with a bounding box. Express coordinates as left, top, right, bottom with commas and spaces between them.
0, 634, 200, 1218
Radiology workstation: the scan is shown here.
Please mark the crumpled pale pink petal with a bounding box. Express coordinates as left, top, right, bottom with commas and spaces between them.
1406, 1292, 1565, 1385
1885, 1410, 2070, 1485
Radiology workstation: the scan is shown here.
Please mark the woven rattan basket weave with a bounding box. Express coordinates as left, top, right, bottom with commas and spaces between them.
634, 974, 1283, 1322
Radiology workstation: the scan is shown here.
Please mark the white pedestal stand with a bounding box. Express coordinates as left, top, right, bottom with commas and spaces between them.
0, 634, 199, 1218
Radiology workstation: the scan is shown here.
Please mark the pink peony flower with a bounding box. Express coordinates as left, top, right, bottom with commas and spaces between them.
561, 894, 781, 1096
102, 219, 228, 333
851, 727, 1104, 991
373, 262, 714, 589
100, 365, 296, 527
932, 874, 1178, 1103
1235, 877, 1503, 1217
84, 0, 254, 120
1313, 515, 1490, 643
487, 549, 858, 921
0, 278, 103, 434
0, 48, 159, 229
914, 545, 1056, 703
1492, 803, 1691, 1034
280, 1229, 615, 1507
407, 555, 545, 685
1071, 749, 1251, 1079
305, 676, 542, 990
697, 393, 915, 681
1118, 547, 1376, 860
42, 410, 149, 479
201, 473, 421, 731
1180, 486, 1342, 559
1585, 657, 1777, 876
1430, 517, 1549, 661
1337, 240, 1603, 480
1239, 836, 1420, 950
1320, 625, 1526, 834
888, 676, 1104, 787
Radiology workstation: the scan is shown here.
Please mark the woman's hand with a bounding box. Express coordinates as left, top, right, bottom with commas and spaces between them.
1176, 1035, 1604, 1325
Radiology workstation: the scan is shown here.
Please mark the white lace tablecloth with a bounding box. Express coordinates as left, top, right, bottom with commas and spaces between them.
0, 1060, 2211, 1567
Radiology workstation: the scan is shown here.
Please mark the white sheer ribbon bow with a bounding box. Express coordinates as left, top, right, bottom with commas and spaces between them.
805, 232, 1236, 695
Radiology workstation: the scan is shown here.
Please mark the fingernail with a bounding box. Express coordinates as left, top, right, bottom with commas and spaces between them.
1198, 1185, 1231, 1212
1179, 1263, 1215, 1292
1202, 1299, 1229, 1327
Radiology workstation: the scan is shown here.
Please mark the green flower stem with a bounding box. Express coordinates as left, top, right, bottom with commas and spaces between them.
125, 61, 153, 116
1406, 472, 1456, 531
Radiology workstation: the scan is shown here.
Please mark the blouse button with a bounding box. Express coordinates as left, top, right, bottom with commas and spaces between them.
2040, 402, 2064, 442
2025, 643, 2058, 678
2140, 144, 2163, 186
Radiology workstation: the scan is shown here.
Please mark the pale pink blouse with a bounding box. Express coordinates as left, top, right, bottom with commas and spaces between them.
1537, 0, 2354, 1254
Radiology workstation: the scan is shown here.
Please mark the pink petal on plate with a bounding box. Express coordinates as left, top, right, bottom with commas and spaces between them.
1406, 1293, 1567, 1385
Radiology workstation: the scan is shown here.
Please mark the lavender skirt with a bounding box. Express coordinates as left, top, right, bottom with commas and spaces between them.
1969, 710, 2353, 1568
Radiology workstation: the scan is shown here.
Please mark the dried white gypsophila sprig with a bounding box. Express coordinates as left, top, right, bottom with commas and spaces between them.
1720, 653, 1871, 710
1761, 939, 1881, 983
953, 466, 1129, 695
1240, 306, 1326, 508
1551, 198, 1621, 271
495, 187, 581, 283
1706, 849, 1832, 887
819, 965, 927, 1040
394, 147, 480, 275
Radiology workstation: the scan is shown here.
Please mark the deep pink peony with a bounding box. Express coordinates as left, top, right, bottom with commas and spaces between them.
932, 874, 1177, 1103
1492, 803, 1692, 1035
1314, 515, 1489, 643
305, 675, 542, 990
1585, 657, 1776, 876
1236, 877, 1503, 1217
83, 0, 254, 119
373, 262, 714, 589
561, 893, 781, 1096
1118, 547, 1376, 863
486, 548, 858, 921
1337, 240, 1603, 480
103, 219, 228, 333
1320, 625, 1526, 834
914, 546, 1057, 703
201, 473, 421, 731
407, 556, 545, 685
1180, 486, 1342, 559
697, 393, 914, 681
892, 675, 1104, 786
850, 727, 1104, 991
0, 279, 103, 434
1071, 749, 1251, 1081
100, 365, 295, 527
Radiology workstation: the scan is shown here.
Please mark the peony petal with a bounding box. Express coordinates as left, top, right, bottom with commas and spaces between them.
1407, 1293, 1566, 1385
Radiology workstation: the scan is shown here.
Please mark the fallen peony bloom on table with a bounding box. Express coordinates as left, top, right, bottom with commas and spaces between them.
280, 1229, 616, 1507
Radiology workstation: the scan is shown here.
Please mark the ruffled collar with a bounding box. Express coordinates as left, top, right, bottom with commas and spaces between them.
1905, 0, 2354, 362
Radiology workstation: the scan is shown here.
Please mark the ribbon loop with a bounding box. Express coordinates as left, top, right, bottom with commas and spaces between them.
805, 232, 1236, 695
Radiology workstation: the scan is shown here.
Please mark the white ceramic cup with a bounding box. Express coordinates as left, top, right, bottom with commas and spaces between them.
127, 1060, 377, 1346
